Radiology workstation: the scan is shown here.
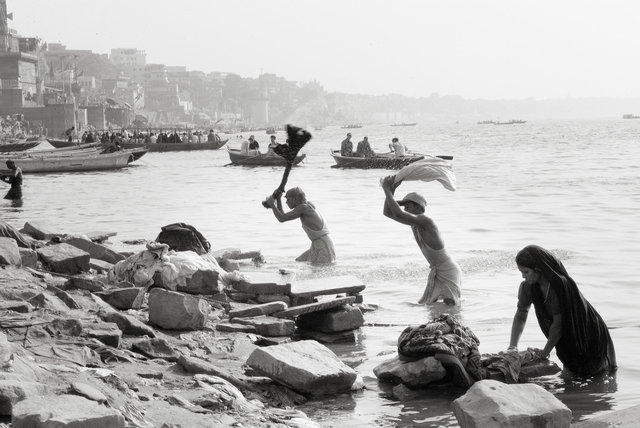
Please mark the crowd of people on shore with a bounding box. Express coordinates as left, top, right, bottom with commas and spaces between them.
66, 127, 223, 146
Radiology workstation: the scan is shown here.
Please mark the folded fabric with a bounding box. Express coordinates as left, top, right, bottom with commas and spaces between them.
393, 156, 457, 191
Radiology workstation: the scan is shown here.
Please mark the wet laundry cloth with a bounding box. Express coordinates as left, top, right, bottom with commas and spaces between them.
393, 156, 457, 191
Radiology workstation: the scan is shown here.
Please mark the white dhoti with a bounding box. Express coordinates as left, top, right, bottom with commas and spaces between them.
419, 259, 462, 305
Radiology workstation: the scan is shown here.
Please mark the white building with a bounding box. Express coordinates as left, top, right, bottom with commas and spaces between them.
110, 48, 146, 84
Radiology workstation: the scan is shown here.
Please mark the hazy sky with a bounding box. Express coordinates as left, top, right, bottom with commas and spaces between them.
8, 0, 640, 100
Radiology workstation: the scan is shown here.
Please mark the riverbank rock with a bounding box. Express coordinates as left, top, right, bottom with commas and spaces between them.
452, 379, 571, 428
20, 221, 62, 240
95, 287, 145, 310
18, 248, 37, 268
99, 310, 156, 337
373, 355, 447, 388
148, 288, 209, 330
0, 237, 21, 266
11, 394, 125, 428
64, 236, 125, 264
232, 315, 295, 337
296, 305, 364, 333
229, 301, 288, 319
246, 340, 357, 397
0, 380, 49, 415
36, 243, 90, 274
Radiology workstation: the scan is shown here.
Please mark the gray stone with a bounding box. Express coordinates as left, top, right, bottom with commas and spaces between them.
89, 258, 114, 274
0, 237, 21, 266
229, 301, 288, 319
373, 355, 447, 388
71, 275, 106, 292
95, 287, 145, 310
148, 288, 209, 331
12, 394, 125, 428
215, 323, 256, 333
176, 269, 220, 295
70, 381, 108, 403
0, 300, 32, 313
297, 329, 358, 344
289, 275, 366, 303
18, 248, 37, 268
99, 311, 155, 337
452, 379, 571, 428
296, 305, 364, 333
232, 316, 295, 337
27, 293, 70, 313
36, 243, 90, 274
51, 318, 83, 336
131, 338, 180, 362
246, 340, 357, 397
273, 296, 356, 319
233, 271, 293, 295
21, 221, 62, 240
83, 322, 122, 347
0, 380, 48, 416
253, 294, 291, 305
64, 236, 125, 264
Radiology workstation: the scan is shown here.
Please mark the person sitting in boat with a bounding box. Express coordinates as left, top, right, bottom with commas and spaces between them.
248, 135, 260, 151
101, 140, 123, 153
264, 187, 336, 264
340, 133, 354, 156
64, 126, 75, 142
207, 130, 217, 143
85, 132, 95, 144
267, 135, 279, 156
1, 160, 23, 200
390, 137, 408, 157
356, 136, 376, 158
149, 132, 157, 144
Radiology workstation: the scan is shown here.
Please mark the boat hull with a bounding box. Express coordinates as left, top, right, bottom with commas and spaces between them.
330, 151, 452, 169
227, 149, 305, 166
0, 141, 41, 152
4, 151, 133, 173
121, 139, 228, 152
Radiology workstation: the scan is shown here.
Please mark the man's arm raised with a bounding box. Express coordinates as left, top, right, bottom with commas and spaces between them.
265, 196, 305, 223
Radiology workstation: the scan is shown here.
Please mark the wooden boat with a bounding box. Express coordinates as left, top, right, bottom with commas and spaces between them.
227, 148, 306, 167
46, 138, 85, 149
265, 127, 276, 135
330, 150, 453, 169
390, 122, 418, 127
121, 139, 228, 152
493, 120, 526, 125
0, 151, 134, 173
0, 140, 41, 152
341, 124, 362, 129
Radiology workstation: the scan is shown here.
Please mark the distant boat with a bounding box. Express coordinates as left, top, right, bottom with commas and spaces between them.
493, 120, 527, 125
227, 148, 306, 167
341, 124, 362, 129
121, 139, 228, 152
265, 127, 276, 134
313, 126, 324, 131
477, 120, 495, 125
390, 122, 418, 127
0, 151, 134, 173
622, 114, 640, 119
330, 150, 453, 170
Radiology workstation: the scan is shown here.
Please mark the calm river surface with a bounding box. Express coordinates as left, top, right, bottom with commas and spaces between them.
2, 119, 639, 427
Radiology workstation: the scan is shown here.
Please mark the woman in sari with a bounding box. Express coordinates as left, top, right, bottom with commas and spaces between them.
508, 245, 616, 375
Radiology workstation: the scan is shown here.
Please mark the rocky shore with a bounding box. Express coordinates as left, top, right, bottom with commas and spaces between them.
0, 220, 629, 427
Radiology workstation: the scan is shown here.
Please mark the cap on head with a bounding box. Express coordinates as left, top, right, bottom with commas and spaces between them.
285, 187, 305, 199
397, 192, 427, 209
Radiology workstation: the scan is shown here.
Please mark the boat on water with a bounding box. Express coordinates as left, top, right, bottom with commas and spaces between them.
0, 151, 135, 174
622, 114, 640, 119
0, 140, 42, 152
493, 120, 527, 125
477, 120, 495, 125
341, 124, 363, 129
390, 122, 418, 127
121, 139, 228, 152
227, 148, 306, 167
265, 127, 276, 135
330, 150, 453, 170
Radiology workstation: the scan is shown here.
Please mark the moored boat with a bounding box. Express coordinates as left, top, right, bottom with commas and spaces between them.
330, 150, 453, 169
493, 120, 526, 125
341, 124, 362, 129
227, 148, 306, 166
0, 140, 42, 152
390, 122, 418, 127
0, 151, 134, 173
121, 139, 228, 152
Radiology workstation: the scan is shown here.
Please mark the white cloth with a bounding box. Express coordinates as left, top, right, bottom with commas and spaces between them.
393, 156, 457, 191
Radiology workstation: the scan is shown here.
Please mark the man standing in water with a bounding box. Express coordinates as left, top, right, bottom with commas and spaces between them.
264, 187, 336, 264
1, 160, 23, 200
381, 175, 462, 305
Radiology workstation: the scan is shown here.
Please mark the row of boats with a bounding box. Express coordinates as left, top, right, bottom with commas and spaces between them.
0, 136, 452, 173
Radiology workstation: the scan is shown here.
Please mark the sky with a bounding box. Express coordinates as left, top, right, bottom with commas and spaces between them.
8, 0, 640, 100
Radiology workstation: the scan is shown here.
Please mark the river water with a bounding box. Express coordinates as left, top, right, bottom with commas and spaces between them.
2, 119, 639, 427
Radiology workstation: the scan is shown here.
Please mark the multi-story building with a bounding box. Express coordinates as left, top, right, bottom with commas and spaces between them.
110, 48, 146, 84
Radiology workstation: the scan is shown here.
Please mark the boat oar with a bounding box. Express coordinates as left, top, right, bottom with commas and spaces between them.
261, 124, 312, 207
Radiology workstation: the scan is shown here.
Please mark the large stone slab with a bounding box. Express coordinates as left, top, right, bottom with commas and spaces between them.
64, 236, 125, 264
95, 287, 145, 310
290, 275, 365, 301
297, 329, 359, 344
12, 394, 125, 428
272, 296, 356, 319
296, 305, 364, 333
373, 355, 447, 388
231, 316, 295, 337
215, 323, 257, 333
36, 243, 90, 274
89, 258, 114, 274
229, 301, 288, 319
452, 379, 571, 428
246, 340, 357, 397
83, 321, 122, 347
0, 237, 21, 266
0, 380, 48, 416
175, 269, 220, 295
131, 338, 180, 362
99, 311, 156, 337
18, 248, 37, 268
148, 288, 209, 331
233, 271, 293, 295
84, 230, 117, 243
21, 221, 63, 240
